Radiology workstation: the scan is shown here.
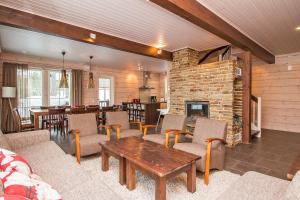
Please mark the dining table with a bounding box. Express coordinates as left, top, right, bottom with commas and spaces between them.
30, 107, 117, 130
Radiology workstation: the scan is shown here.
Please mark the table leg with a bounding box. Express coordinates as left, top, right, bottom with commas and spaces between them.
34, 113, 39, 130
187, 161, 196, 193
119, 157, 126, 185
126, 160, 136, 190
101, 150, 109, 171
155, 177, 166, 200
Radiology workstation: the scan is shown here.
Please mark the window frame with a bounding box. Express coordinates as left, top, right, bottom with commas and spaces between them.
98, 76, 114, 105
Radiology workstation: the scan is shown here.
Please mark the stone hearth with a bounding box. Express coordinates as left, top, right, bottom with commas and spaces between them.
169, 48, 242, 146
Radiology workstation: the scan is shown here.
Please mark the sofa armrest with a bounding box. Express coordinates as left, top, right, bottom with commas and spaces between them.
5, 130, 50, 150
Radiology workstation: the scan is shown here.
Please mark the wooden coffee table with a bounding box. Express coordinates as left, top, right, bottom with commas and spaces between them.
100, 137, 201, 200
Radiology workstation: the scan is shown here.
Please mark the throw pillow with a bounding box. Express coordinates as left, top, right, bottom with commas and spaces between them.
0, 171, 62, 200
0, 194, 29, 200
0, 149, 32, 176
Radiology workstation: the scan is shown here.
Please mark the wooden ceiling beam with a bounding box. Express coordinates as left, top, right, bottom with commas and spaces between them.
0, 5, 172, 61
150, 0, 275, 64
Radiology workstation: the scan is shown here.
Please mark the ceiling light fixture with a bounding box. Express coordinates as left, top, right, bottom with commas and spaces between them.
59, 51, 69, 88
157, 49, 162, 54
88, 56, 95, 89
90, 33, 96, 39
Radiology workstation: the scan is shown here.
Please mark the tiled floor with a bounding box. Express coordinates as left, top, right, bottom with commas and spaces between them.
225, 129, 300, 180
51, 127, 300, 180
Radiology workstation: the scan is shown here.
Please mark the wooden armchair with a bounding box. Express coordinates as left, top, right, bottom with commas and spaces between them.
104, 111, 144, 139
142, 114, 186, 147
173, 118, 227, 185
69, 113, 108, 163
12, 108, 35, 132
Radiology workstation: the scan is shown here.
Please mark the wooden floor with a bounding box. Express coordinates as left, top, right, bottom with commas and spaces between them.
51, 128, 300, 180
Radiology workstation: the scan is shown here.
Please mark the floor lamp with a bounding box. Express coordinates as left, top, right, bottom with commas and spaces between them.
2, 87, 16, 132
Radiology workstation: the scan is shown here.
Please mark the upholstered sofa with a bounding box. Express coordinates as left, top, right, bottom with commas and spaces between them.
218, 170, 300, 200
0, 129, 123, 200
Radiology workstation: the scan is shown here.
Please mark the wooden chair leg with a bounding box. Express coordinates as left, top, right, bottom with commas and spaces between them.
204, 142, 212, 185
143, 127, 148, 136
106, 128, 111, 140
165, 133, 169, 148
116, 127, 121, 139
75, 129, 81, 164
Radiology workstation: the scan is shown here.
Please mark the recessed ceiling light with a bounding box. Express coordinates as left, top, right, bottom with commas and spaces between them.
296, 26, 300, 31
90, 33, 96, 39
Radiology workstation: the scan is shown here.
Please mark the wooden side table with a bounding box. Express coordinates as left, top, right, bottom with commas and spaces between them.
287, 154, 300, 180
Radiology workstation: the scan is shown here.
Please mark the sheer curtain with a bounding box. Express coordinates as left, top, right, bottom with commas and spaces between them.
1, 63, 21, 133
17, 65, 29, 119
71, 69, 83, 106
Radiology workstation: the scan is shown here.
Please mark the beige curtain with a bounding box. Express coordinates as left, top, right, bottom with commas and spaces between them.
1, 63, 19, 133
71, 70, 83, 106
17, 65, 29, 119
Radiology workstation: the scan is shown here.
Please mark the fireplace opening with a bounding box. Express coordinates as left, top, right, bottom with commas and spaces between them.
185, 101, 209, 123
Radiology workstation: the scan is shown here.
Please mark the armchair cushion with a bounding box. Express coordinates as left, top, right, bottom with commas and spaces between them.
69, 113, 98, 137
143, 134, 166, 145
160, 114, 186, 134
70, 134, 107, 156
193, 118, 227, 148
118, 129, 141, 139
106, 111, 129, 131
174, 142, 225, 172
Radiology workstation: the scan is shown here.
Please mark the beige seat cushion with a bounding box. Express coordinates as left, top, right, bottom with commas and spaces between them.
285, 170, 300, 200
79, 134, 107, 156
218, 171, 289, 200
15, 141, 66, 164
119, 129, 142, 138
31, 154, 91, 194
143, 134, 166, 145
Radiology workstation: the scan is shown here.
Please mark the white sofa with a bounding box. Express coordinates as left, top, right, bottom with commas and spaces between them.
217, 169, 300, 200
0, 129, 122, 200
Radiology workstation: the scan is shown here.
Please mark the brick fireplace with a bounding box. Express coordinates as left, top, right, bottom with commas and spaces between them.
169, 48, 242, 146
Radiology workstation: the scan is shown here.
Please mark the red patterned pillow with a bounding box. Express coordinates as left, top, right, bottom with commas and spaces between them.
0, 194, 29, 200
0, 171, 62, 200
0, 149, 32, 176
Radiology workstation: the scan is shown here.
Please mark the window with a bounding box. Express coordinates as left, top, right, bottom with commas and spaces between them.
99, 77, 113, 105
49, 71, 72, 106
17, 69, 43, 118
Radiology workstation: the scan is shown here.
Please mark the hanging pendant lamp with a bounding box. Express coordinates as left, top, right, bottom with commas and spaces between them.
88, 56, 95, 89
59, 51, 69, 88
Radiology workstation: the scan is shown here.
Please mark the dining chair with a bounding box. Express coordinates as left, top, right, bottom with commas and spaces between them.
47, 108, 66, 136
173, 118, 227, 185
12, 108, 35, 132
70, 106, 86, 114
143, 114, 186, 147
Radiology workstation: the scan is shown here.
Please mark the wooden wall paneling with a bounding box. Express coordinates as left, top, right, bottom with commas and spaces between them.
252, 55, 300, 133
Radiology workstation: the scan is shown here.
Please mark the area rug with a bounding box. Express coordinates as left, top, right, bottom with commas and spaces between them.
79, 156, 240, 200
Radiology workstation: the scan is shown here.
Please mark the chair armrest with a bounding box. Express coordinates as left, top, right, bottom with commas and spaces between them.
205, 138, 227, 144
142, 124, 157, 136
110, 124, 121, 128
97, 125, 112, 140
5, 130, 50, 150
75, 129, 81, 164
175, 131, 194, 136
130, 121, 145, 131
98, 125, 111, 129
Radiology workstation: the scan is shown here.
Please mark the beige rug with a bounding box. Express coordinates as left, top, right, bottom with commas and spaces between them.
79, 156, 240, 200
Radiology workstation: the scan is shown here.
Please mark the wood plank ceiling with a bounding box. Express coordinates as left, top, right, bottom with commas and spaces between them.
197, 0, 300, 55
0, 0, 228, 52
